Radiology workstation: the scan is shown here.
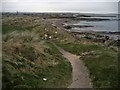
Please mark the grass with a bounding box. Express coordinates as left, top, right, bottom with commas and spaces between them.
2, 33, 72, 88
2, 14, 119, 88
2, 15, 73, 88
55, 41, 105, 55
55, 41, 119, 88
2, 24, 40, 34
81, 49, 118, 88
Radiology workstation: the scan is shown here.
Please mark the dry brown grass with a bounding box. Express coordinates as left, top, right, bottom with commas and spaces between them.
2, 14, 73, 88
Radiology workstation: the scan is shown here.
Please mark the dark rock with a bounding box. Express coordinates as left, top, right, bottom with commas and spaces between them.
64, 25, 93, 29
84, 36, 92, 40
105, 36, 109, 40
64, 26, 72, 29
65, 21, 68, 23
73, 18, 110, 21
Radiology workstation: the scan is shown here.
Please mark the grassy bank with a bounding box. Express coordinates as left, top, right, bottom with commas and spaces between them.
2, 15, 73, 88
2, 30, 72, 88
56, 41, 118, 88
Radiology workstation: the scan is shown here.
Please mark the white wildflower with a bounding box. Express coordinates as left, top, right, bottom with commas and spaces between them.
55, 31, 58, 34
44, 34, 48, 37
43, 78, 47, 81
49, 36, 52, 39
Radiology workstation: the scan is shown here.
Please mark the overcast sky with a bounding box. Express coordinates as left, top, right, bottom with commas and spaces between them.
1, 0, 119, 13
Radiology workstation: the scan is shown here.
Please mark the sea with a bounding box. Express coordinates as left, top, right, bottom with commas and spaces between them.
70, 13, 120, 33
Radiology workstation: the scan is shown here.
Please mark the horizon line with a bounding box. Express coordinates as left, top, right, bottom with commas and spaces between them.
1, 11, 119, 14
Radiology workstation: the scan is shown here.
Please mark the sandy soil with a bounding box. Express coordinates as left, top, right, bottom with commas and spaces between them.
50, 42, 93, 88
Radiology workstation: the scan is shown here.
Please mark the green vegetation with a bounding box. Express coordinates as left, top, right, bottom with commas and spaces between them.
2, 15, 73, 88
2, 31, 72, 88
2, 22, 40, 34
56, 41, 119, 88
2, 14, 119, 88
81, 50, 118, 88
55, 42, 105, 55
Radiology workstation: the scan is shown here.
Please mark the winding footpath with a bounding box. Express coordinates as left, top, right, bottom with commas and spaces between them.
50, 42, 93, 88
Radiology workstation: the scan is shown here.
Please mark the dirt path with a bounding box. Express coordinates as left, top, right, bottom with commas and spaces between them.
50, 41, 92, 88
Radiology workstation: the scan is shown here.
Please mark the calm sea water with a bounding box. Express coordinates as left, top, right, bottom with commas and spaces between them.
71, 14, 120, 32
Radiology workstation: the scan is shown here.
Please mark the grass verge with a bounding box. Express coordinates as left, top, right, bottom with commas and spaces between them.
55, 41, 119, 88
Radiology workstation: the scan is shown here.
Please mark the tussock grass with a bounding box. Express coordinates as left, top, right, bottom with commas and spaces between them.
2, 17, 73, 88
3, 32, 72, 88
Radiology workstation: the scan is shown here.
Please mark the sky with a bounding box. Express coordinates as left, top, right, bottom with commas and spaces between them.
1, 0, 120, 14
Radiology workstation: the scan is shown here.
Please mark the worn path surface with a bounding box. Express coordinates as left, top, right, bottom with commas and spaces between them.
50, 41, 92, 88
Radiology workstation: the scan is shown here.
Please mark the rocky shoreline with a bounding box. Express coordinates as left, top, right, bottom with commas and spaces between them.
59, 18, 120, 47
71, 32, 120, 47
59, 19, 120, 47
63, 24, 94, 29
34, 14, 119, 47
73, 18, 111, 21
